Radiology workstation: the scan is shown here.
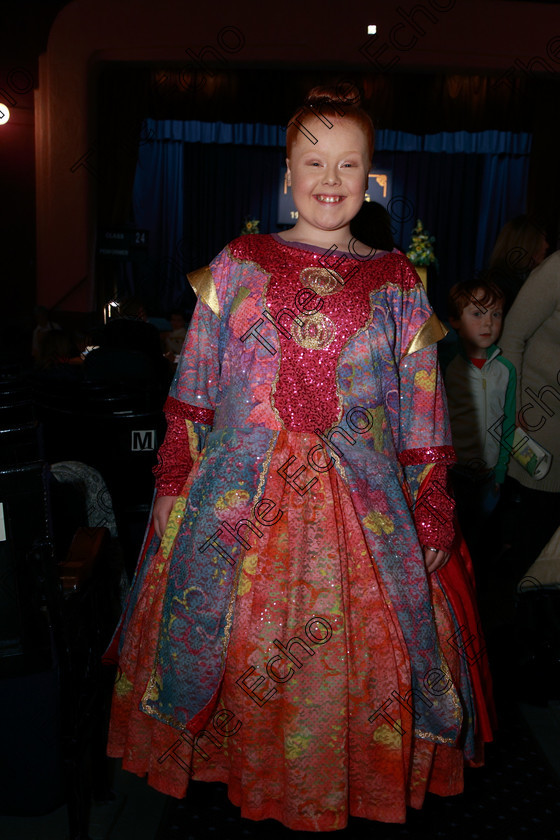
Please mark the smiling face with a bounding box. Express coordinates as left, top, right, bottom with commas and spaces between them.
450, 290, 504, 358
285, 117, 370, 249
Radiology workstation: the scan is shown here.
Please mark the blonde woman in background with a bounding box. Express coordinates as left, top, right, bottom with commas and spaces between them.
489, 215, 549, 310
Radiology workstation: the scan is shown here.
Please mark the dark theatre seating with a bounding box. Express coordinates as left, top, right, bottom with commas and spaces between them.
33, 376, 166, 576
0, 459, 117, 837
0, 381, 43, 464
0, 370, 156, 838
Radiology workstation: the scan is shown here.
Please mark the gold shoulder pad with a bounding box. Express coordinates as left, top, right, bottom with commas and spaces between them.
187, 265, 220, 318
403, 313, 448, 356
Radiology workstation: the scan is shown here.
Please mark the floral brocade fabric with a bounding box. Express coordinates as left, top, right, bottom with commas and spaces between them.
107, 235, 494, 830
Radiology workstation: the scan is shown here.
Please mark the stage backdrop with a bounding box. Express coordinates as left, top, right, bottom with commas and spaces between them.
130, 119, 531, 317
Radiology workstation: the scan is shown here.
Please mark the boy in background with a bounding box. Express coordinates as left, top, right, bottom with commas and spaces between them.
444, 278, 516, 568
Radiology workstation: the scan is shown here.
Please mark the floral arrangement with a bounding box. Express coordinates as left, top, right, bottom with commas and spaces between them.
240, 217, 260, 235
406, 219, 437, 267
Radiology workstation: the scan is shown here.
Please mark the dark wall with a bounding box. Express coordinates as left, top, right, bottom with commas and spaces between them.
2, 0, 560, 345
0, 1, 68, 358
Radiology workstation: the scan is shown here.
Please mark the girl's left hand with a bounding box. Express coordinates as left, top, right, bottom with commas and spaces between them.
423, 546, 450, 573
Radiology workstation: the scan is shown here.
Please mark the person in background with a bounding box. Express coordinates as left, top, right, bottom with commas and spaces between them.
31, 305, 61, 360
31, 329, 84, 386
488, 215, 549, 311
500, 249, 560, 572
37, 330, 82, 368
350, 199, 396, 253
164, 310, 187, 359
443, 278, 515, 577
84, 297, 172, 392
103, 297, 162, 359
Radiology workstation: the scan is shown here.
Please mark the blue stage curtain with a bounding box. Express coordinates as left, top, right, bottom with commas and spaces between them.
182, 143, 285, 278
373, 129, 532, 315
132, 120, 531, 316
132, 120, 284, 313
141, 119, 286, 147
131, 126, 186, 314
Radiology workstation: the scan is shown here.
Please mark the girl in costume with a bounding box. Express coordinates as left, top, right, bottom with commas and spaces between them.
106, 87, 494, 831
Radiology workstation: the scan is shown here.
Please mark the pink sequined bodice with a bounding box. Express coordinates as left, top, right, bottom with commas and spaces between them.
230, 235, 410, 432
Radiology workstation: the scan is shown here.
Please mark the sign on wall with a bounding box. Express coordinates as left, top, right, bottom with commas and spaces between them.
98, 228, 149, 260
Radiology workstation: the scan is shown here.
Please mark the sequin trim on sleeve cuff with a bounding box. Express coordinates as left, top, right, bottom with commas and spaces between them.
153, 410, 194, 497
413, 464, 456, 552
164, 395, 215, 425
399, 445, 456, 467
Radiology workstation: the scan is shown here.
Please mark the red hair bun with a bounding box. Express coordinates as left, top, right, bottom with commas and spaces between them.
286, 84, 374, 160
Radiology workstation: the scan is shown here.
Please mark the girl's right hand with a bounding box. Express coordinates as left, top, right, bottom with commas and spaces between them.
153, 495, 178, 539
423, 546, 449, 573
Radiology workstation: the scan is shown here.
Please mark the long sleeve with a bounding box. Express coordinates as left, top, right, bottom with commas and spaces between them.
494, 360, 516, 484
388, 266, 457, 549
152, 264, 221, 496
153, 398, 196, 497
499, 250, 560, 491
409, 463, 456, 551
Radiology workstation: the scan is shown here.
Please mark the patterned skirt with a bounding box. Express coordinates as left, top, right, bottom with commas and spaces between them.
107, 432, 494, 831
